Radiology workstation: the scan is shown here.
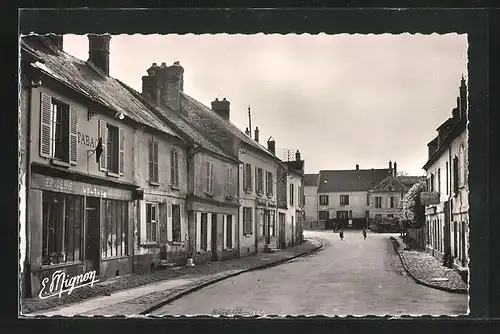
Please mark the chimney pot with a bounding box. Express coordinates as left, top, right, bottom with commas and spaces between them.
211, 97, 230, 121
174, 61, 180, 66
152, 62, 157, 67
295, 150, 301, 161
356, 164, 359, 172
161, 62, 166, 67
88, 34, 111, 75
267, 137, 276, 155
394, 162, 398, 176
254, 127, 260, 143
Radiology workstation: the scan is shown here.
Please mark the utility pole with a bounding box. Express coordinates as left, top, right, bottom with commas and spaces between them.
284, 149, 293, 162
248, 105, 252, 139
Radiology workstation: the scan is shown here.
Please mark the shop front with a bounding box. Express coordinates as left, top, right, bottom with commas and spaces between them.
27, 172, 134, 297
256, 199, 277, 252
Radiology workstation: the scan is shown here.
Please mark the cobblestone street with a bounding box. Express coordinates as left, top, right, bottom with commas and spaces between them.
152, 231, 468, 316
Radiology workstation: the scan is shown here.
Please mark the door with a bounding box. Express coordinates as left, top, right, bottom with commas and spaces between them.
443, 201, 452, 267
211, 213, 218, 262
337, 211, 349, 229
85, 197, 100, 274
279, 213, 286, 249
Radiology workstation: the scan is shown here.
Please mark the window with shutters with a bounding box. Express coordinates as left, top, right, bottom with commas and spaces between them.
257, 168, 264, 194
225, 168, 233, 197
430, 173, 435, 192
39, 93, 78, 165
437, 168, 441, 193
172, 204, 181, 242
170, 149, 179, 188
226, 215, 233, 249
200, 213, 208, 251
205, 161, 214, 194
340, 195, 349, 206
266, 172, 274, 196
453, 156, 459, 195
145, 203, 158, 243
148, 140, 159, 184
318, 210, 329, 220
42, 192, 83, 265
289, 184, 294, 205
106, 124, 120, 174
243, 163, 252, 192
374, 197, 382, 208
319, 195, 329, 206
389, 196, 395, 208
243, 207, 253, 235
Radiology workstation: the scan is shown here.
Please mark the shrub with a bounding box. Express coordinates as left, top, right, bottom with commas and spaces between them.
397, 180, 427, 228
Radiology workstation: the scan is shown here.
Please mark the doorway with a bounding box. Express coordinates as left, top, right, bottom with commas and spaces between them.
211, 213, 218, 262
85, 197, 100, 274
279, 213, 286, 249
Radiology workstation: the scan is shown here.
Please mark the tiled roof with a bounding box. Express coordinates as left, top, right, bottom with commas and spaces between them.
283, 160, 304, 176
21, 36, 181, 140
370, 174, 424, 192
317, 168, 391, 193
180, 93, 281, 162
118, 82, 234, 161
304, 174, 319, 187
397, 176, 426, 188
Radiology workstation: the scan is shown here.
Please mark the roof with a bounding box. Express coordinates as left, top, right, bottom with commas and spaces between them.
21, 36, 181, 140
283, 160, 305, 177
180, 92, 281, 162
423, 117, 467, 170
304, 174, 319, 187
370, 175, 425, 193
317, 168, 391, 193
118, 81, 235, 161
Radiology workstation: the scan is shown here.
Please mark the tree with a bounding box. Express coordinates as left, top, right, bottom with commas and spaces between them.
397, 180, 427, 228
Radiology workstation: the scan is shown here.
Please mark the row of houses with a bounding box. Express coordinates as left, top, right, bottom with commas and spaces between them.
19, 34, 305, 298
303, 162, 424, 231
422, 76, 469, 276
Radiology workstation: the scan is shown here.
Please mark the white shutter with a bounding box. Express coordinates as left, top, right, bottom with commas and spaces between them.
223, 215, 227, 250
39, 92, 52, 158
98, 119, 107, 171
139, 200, 147, 245
196, 212, 201, 252
207, 213, 212, 251
119, 127, 125, 175
69, 106, 78, 165
167, 202, 173, 242
180, 204, 185, 241
231, 215, 235, 249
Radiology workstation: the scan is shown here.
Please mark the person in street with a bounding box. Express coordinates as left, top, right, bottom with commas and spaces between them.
362, 228, 367, 240
339, 228, 344, 241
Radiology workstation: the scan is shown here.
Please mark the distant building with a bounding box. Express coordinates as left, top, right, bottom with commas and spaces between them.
422, 77, 468, 277
283, 151, 306, 246
304, 173, 319, 224
316, 164, 391, 229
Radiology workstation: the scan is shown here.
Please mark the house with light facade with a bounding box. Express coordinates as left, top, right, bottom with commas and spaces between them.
283, 151, 306, 246
422, 77, 468, 278
316, 164, 390, 229
304, 173, 319, 228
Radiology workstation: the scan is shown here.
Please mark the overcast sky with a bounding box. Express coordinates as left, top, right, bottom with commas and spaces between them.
64, 34, 468, 176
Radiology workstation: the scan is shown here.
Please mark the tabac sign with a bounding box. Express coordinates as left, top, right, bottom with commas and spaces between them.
420, 191, 440, 206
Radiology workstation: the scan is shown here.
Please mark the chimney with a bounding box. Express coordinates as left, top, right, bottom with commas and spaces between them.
356, 164, 359, 173
45, 34, 63, 51
142, 63, 161, 104
254, 127, 260, 143
394, 162, 397, 176
162, 61, 184, 112
295, 150, 301, 161
372, 168, 375, 183
389, 161, 393, 175
88, 34, 111, 75
459, 75, 467, 118
245, 127, 250, 136
267, 137, 276, 155
211, 98, 230, 121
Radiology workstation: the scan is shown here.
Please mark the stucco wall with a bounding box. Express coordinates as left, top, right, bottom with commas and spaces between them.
369, 191, 402, 218
317, 191, 369, 219
304, 185, 317, 221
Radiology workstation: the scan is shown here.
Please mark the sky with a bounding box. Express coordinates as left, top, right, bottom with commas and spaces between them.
64, 33, 468, 176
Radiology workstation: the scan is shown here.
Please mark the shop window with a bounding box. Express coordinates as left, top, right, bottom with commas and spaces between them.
42, 192, 83, 265
200, 213, 208, 251
172, 204, 181, 242
243, 207, 253, 235
146, 203, 158, 243
226, 215, 233, 249
101, 199, 128, 258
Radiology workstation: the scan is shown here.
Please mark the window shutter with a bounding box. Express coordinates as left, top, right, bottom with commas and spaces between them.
148, 140, 154, 181
255, 167, 258, 192
167, 202, 173, 242
242, 164, 247, 191
39, 92, 52, 158
69, 106, 78, 164
159, 203, 167, 244
207, 213, 212, 252
223, 215, 227, 249
204, 162, 209, 192
209, 163, 214, 193
139, 200, 147, 245
174, 151, 179, 186
231, 215, 235, 249
180, 204, 185, 241
196, 212, 201, 252
119, 127, 125, 175
98, 120, 107, 171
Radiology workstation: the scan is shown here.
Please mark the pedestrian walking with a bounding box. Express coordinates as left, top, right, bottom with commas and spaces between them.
362, 228, 367, 240
339, 229, 344, 241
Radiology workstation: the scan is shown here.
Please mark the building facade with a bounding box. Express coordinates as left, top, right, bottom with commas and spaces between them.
304, 173, 319, 223
423, 77, 468, 274
284, 152, 306, 246
316, 165, 390, 229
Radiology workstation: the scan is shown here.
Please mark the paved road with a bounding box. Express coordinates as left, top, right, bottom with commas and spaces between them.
152, 231, 468, 316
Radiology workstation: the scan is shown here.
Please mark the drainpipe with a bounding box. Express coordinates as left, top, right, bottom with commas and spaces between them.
23, 81, 33, 298
446, 145, 453, 268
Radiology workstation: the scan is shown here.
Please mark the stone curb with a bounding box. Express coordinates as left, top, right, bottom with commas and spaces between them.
389, 237, 467, 295
140, 241, 324, 315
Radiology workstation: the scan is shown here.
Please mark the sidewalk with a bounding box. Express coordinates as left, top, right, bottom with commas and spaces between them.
389, 237, 467, 294
22, 238, 323, 316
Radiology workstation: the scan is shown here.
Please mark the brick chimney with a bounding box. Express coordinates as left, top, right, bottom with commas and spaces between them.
295, 150, 301, 161
254, 127, 260, 143
267, 137, 276, 155
141, 61, 184, 112
88, 34, 111, 75
459, 75, 467, 119
142, 63, 161, 104
394, 162, 397, 176
45, 34, 63, 51
211, 98, 230, 120
245, 127, 250, 136
389, 161, 393, 175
